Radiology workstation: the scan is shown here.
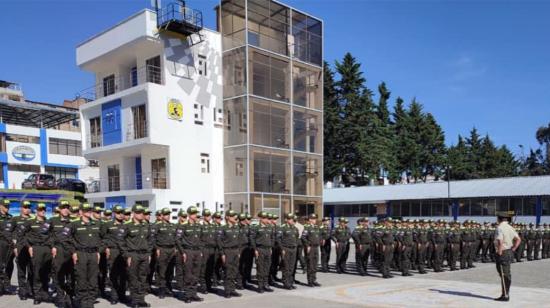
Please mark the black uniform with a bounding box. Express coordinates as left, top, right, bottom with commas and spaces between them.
217, 222, 242, 296
199, 221, 219, 292
301, 223, 322, 284
320, 224, 331, 272
250, 223, 274, 290
50, 215, 75, 305
151, 220, 176, 297
0, 211, 13, 294
351, 225, 372, 276
12, 215, 33, 299
277, 223, 299, 289
65, 218, 103, 308
175, 221, 203, 301
101, 219, 127, 303
122, 221, 153, 306
19, 216, 53, 302
331, 225, 351, 274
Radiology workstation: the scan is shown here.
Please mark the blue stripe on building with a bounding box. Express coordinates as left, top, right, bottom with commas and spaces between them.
135, 156, 142, 190
101, 99, 122, 146
2, 164, 7, 189
40, 128, 48, 165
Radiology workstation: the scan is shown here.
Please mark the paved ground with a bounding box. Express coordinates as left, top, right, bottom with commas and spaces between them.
2, 251, 550, 307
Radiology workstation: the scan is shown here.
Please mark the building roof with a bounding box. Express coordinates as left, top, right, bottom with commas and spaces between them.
324, 176, 550, 204
0, 97, 78, 128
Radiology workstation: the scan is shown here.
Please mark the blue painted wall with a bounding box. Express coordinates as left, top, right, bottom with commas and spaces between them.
106, 196, 126, 210
101, 99, 122, 146
2, 164, 7, 189
135, 156, 142, 190
40, 128, 48, 165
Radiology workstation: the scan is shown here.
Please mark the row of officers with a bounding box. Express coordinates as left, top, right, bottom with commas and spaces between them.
1, 200, 550, 308
0, 200, 333, 308
331, 217, 550, 280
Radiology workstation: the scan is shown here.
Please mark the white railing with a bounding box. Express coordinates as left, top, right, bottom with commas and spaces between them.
76, 65, 163, 101
86, 172, 168, 193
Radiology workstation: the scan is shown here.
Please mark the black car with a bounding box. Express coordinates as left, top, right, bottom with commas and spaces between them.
56, 178, 86, 194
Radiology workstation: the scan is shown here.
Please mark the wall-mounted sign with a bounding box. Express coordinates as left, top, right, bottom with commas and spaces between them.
168, 99, 183, 121
12, 145, 36, 162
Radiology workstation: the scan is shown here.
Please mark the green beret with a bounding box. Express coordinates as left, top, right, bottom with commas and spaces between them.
178, 209, 188, 217
187, 206, 199, 215
81, 203, 92, 211
226, 210, 238, 217
132, 204, 145, 213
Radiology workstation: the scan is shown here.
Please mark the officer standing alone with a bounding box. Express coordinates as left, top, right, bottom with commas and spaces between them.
494, 212, 521, 302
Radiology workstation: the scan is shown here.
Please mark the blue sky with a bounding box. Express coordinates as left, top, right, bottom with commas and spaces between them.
1, 0, 549, 156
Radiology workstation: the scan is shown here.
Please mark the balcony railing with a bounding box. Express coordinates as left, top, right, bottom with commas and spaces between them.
76, 65, 163, 101
87, 172, 168, 193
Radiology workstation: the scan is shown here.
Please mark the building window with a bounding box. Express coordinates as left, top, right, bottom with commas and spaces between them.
292, 11, 322, 66
6, 134, 39, 144
103, 74, 115, 97
194, 104, 204, 125
136, 200, 150, 208
146, 56, 162, 84
131, 104, 147, 139
49, 138, 82, 156
198, 54, 207, 76
213, 108, 223, 127
250, 50, 290, 102
107, 164, 120, 191
151, 158, 167, 189
88, 160, 99, 167
89, 117, 101, 148
201, 153, 210, 174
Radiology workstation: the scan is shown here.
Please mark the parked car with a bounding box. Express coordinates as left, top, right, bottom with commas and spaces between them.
21, 174, 56, 190
57, 178, 86, 194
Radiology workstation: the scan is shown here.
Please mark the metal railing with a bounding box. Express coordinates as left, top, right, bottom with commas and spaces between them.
87, 134, 103, 149
86, 172, 168, 193
76, 65, 163, 101
157, 2, 203, 31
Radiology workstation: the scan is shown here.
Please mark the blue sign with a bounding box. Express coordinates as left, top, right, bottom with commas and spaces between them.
12, 145, 36, 161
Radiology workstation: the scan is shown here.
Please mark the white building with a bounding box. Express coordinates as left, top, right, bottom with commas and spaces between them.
0, 81, 98, 189
77, 0, 324, 219
77, 8, 224, 215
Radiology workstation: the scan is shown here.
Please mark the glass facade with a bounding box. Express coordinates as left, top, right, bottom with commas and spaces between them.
221, 0, 323, 220
325, 196, 550, 219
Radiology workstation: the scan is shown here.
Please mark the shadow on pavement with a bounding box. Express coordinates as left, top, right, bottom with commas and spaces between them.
429, 289, 495, 300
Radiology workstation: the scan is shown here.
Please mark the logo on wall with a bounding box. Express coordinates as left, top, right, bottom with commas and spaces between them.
12, 145, 36, 162
168, 99, 183, 121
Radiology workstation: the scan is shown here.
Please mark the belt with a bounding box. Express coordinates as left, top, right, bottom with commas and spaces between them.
157, 244, 175, 249
182, 247, 201, 251
128, 250, 148, 254
77, 248, 98, 253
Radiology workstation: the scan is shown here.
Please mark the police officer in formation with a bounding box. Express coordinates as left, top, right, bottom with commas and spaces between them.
3, 197, 550, 307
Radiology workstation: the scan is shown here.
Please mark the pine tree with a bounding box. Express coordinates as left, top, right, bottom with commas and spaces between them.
392, 97, 410, 183
420, 113, 446, 181
447, 136, 470, 180
335, 53, 367, 186
376, 82, 397, 183
323, 61, 342, 183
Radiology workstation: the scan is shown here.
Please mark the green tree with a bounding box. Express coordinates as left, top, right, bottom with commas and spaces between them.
447, 136, 470, 180
420, 113, 446, 181
376, 82, 398, 183
323, 61, 342, 183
